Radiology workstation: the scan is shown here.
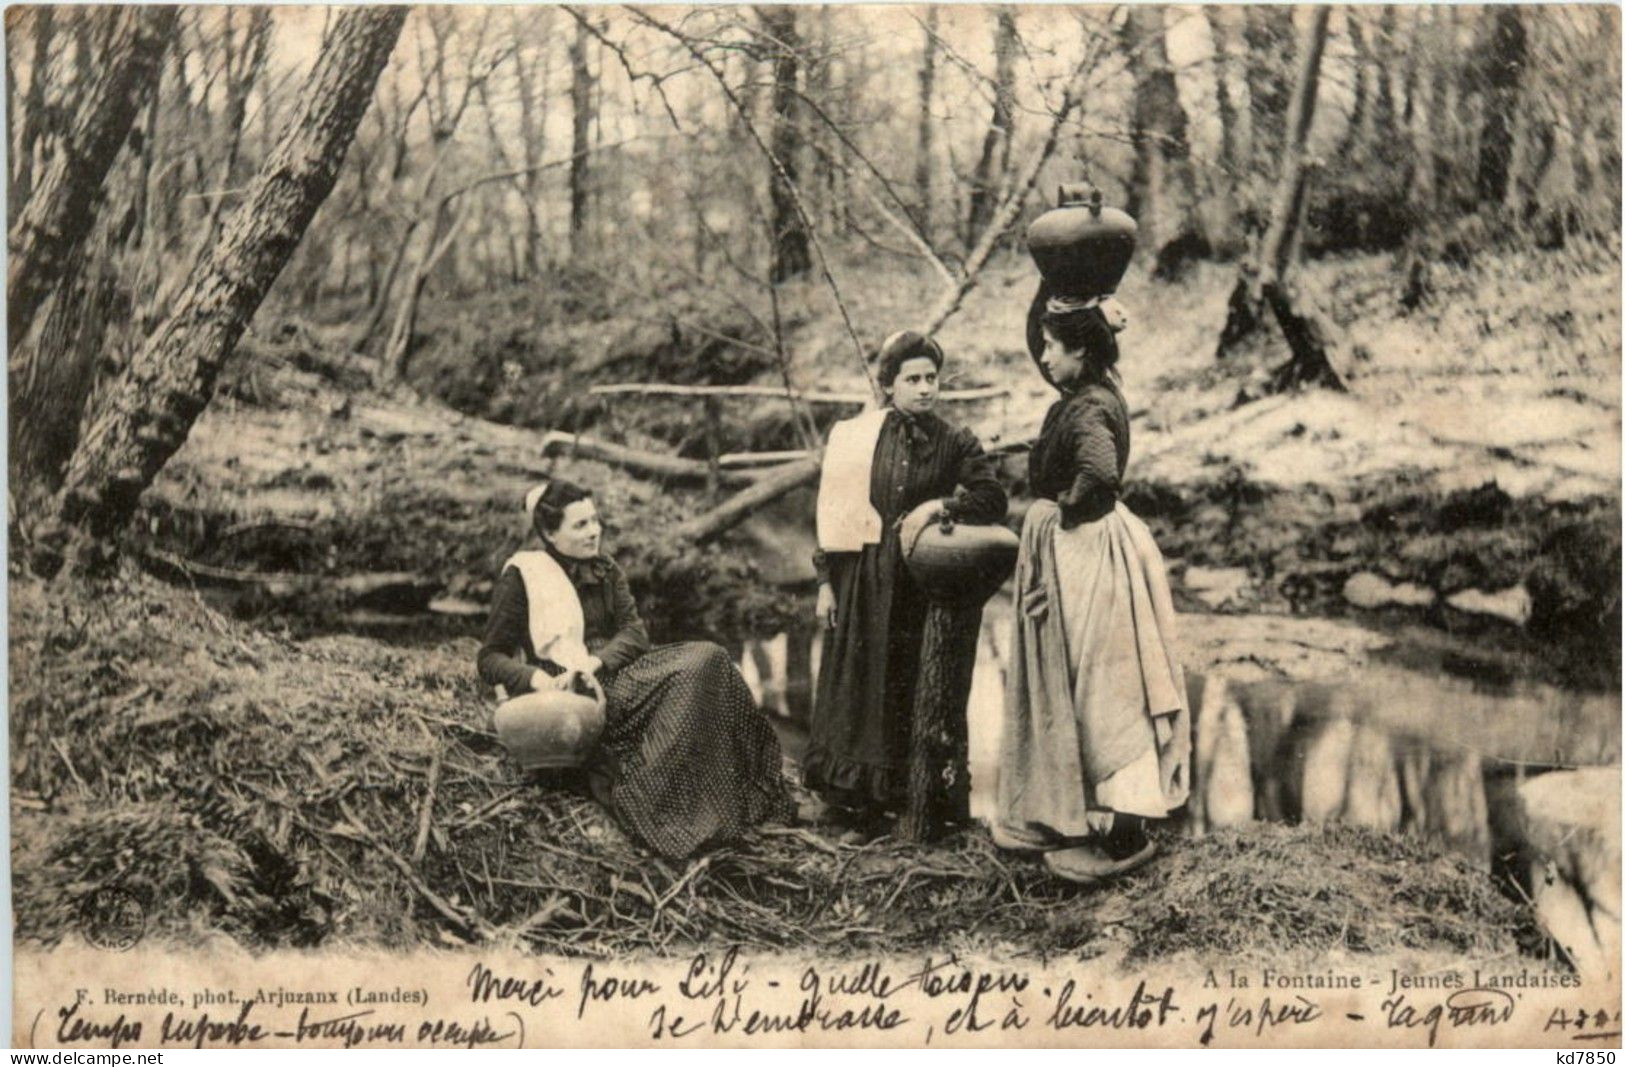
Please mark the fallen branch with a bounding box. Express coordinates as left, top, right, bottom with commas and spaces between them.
587, 383, 1009, 404
412, 748, 443, 866
333, 798, 495, 940
672, 458, 821, 545
539, 431, 757, 487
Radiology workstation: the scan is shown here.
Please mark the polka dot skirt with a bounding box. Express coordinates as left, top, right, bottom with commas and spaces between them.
587, 641, 793, 858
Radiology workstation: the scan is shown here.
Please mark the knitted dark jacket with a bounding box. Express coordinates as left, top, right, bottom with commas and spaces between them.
1028, 380, 1130, 528
476, 552, 651, 697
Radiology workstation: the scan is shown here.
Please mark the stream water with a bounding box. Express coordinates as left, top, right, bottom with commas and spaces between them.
739, 597, 1622, 977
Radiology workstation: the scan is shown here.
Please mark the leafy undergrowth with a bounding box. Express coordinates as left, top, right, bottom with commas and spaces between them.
11, 570, 1543, 964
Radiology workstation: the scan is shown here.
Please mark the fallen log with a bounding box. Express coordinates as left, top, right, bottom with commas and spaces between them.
139, 548, 438, 611
540, 431, 756, 487
717, 449, 814, 468
672, 458, 822, 546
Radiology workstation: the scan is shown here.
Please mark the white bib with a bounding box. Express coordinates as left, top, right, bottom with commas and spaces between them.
816, 409, 887, 552
502, 551, 595, 674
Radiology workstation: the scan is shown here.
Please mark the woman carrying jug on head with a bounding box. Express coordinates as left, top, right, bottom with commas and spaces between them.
805, 331, 1007, 829
996, 188, 1190, 883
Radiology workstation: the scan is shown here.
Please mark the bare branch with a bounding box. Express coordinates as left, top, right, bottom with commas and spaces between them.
561, 6, 685, 130
922, 63, 1090, 336
628, 5, 877, 402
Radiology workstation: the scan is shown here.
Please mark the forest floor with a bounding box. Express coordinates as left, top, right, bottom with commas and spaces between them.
9, 239, 1619, 965
10, 568, 1546, 967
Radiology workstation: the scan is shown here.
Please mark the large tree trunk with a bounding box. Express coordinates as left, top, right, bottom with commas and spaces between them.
964, 8, 1017, 249
1121, 5, 1207, 280
7, 5, 175, 347
913, 7, 939, 234
568, 16, 594, 260
38, 7, 407, 576
901, 604, 979, 841
1337, 14, 1369, 161
760, 6, 811, 283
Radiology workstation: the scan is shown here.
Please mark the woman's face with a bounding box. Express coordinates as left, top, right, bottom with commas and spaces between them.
545, 498, 602, 559
1040, 328, 1087, 386
888, 356, 940, 416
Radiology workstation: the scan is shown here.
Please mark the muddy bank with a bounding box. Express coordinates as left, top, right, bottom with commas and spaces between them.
1122, 472, 1621, 691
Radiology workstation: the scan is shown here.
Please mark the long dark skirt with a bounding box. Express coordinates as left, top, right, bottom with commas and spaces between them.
804, 534, 929, 810
586, 641, 792, 858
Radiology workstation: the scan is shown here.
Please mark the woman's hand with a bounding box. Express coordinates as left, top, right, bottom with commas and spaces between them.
815, 583, 837, 629
530, 668, 574, 693
898, 498, 947, 554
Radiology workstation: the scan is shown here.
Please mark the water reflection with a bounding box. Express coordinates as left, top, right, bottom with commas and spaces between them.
740, 599, 1622, 978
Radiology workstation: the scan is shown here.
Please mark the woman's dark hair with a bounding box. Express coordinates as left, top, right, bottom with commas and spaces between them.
530, 479, 593, 539
873, 330, 945, 390
1038, 303, 1119, 384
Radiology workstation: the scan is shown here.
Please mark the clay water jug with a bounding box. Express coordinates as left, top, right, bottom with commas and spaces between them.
494, 688, 606, 769
1026, 183, 1138, 298
902, 501, 1019, 608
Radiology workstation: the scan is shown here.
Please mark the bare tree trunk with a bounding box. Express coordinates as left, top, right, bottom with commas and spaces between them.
199, 8, 273, 245
11, 6, 56, 219
381, 200, 468, 380
1425, 7, 1458, 213
759, 6, 811, 282
1473, 7, 1527, 208
901, 605, 979, 841
568, 16, 594, 260
1206, 7, 1239, 178
964, 8, 1017, 248
922, 70, 1085, 336
38, 7, 407, 576
1337, 14, 1369, 160
913, 7, 938, 233
7, 6, 175, 347
1215, 6, 1347, 394
1121, 5, 1207, 280
1244, 7, 1296, 177
513, 15, 551, 275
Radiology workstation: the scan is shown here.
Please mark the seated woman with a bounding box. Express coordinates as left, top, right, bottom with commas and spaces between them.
807, 330, 1007, 824
478, 479, 793, 858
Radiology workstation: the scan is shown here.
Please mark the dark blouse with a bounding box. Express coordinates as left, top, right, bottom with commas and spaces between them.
477, 551, 651, 697
1029, 381, 1130, 528
814, 408, 1007, 582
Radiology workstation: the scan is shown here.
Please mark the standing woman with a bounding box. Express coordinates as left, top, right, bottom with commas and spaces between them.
807, 331, 1007, 824
479, 479, 793, 858
996, 291, 1191, 882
